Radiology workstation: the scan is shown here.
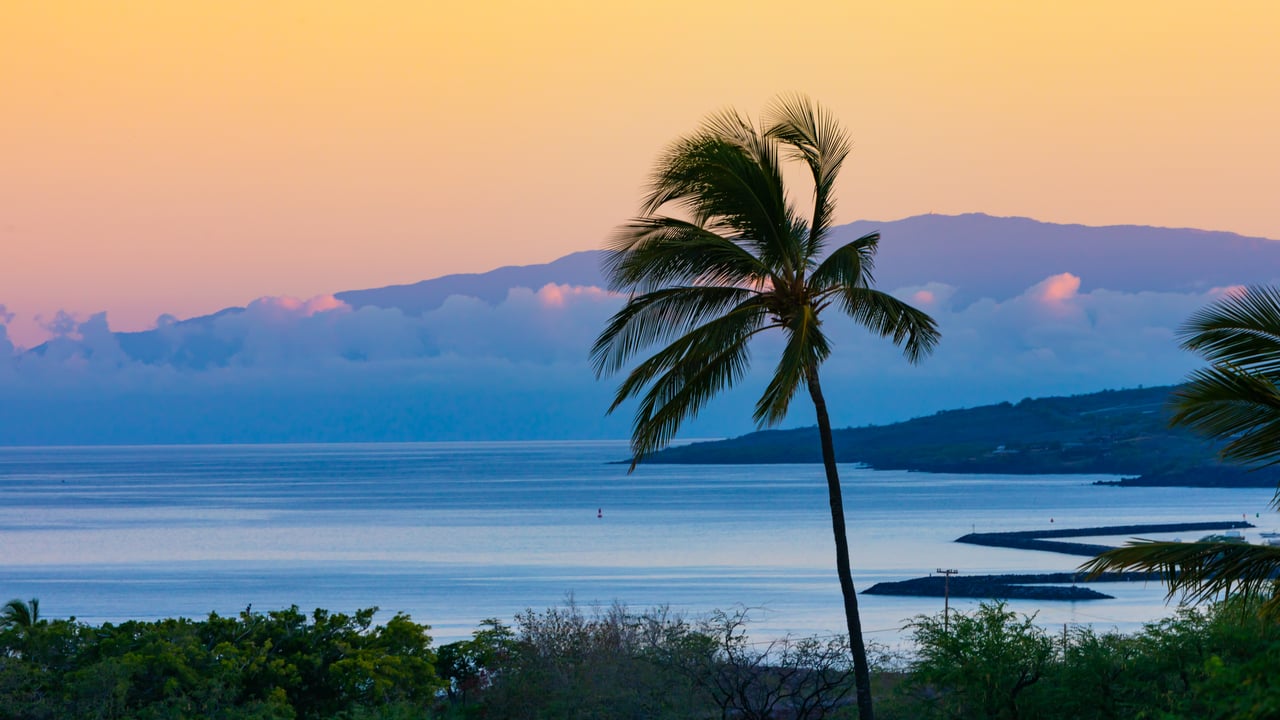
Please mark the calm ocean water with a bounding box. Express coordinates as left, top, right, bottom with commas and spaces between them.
0, 441, 1275, 647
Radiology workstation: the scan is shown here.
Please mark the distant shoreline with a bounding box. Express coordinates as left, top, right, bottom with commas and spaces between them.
865, 520, 1254, 601
640, 386, 1280, 490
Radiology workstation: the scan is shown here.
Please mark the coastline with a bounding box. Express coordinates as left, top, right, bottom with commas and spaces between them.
865, 521, 1254, 601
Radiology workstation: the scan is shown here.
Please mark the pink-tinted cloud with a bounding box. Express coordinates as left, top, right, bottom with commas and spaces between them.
536, 283, 615, 308
1031, 272, 1082, 304
1208, 284, 1248, 299
244, 294, 352, 320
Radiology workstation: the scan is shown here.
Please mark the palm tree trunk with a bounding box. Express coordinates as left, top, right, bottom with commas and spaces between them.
806, 368, 874, 720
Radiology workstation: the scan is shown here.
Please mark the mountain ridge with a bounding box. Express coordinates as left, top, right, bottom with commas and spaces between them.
43, 212, 1280, 371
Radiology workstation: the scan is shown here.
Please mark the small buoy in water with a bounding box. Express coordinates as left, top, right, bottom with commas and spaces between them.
1050, 518, 1054, 523
597, 508, 602, 519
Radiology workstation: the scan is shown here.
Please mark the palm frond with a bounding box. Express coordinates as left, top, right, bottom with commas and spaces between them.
604, 216, 767, 293
1081, 540, 1280, 619
640, 116, 801, 280
764, 94, 851, 259
1, 597, 38, 628
591, 285, 759, 378
626, 339, 752, 467
613, 304, 773, 466
808, 232, 879, 291
827, 287, 940, 364
608, 300, 771, 410
1179, 285, 1280, 374
1104, 286, 1280, 620
754, 305, 831, 426
1171, 365, 1280, 468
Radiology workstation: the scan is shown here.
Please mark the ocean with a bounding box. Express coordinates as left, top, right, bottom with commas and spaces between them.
0, 441, 1274, 648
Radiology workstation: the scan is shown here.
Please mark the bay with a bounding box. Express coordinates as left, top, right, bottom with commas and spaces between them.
0, 441, 1274, 648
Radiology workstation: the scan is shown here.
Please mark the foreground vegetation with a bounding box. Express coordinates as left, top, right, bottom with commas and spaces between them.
3, 597, 1279, 719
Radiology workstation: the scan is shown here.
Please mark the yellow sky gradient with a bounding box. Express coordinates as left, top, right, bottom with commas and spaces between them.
2, 1, 1277, 344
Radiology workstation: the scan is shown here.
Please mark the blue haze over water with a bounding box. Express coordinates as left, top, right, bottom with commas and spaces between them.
0, 441, 1275, 647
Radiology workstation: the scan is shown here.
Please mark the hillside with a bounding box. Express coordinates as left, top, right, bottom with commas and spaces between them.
645, 386, 1280, 487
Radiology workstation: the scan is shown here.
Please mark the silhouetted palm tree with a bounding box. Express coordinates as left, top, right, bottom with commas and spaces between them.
1084, 286, 1280, 616
1, 597, 39, 629
593, 95, 939, 719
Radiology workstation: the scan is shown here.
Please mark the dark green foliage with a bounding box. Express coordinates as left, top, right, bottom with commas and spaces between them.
8, 597, 1280, 719
434, 618, 516, 708
904, 602, 1054, 720
1, 598, 39, 629
891, 599, 1280, 720
0, 604, 440, 720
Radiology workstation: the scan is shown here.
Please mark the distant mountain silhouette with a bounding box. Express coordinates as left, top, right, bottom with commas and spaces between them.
333, 249, 605, 314
33, 214, 1280, 371
327, 213, 1280, 316
840, 213, 1279, 301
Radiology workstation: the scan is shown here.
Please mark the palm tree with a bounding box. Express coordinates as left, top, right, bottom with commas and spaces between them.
592, 95, 939, 719
1082, 285, 1280, 616
1, 597, 39, 629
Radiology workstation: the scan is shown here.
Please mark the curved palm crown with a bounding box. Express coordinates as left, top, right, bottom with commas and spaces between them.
1, 597, 39, 629
1083, 286, 1280, 616
592, 96, 938, 463
593, 95, 938, 720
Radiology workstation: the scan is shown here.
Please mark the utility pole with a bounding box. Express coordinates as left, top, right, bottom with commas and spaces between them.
937, 568, 959, 632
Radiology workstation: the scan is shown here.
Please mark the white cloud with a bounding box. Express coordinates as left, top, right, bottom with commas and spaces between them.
0, 276, 1239, 442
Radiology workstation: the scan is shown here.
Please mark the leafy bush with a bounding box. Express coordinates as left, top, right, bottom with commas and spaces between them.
903, 602, 1054, 719
0, 605, 441, 720
896, 599, 1280, 720
8, 596, 1280, 719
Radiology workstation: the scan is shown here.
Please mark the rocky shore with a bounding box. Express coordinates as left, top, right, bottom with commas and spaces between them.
955, 520, 1254, 557
864, 571, 1158, 601
865, 521, 1254, 600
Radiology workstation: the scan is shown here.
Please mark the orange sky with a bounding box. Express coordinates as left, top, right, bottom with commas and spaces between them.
2, 1, 1278, 345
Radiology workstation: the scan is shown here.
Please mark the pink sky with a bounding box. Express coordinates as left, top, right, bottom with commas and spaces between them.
3, 1, 1278, 347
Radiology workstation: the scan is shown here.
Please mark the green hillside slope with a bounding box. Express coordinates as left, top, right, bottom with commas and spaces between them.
645, 386, 1280, 487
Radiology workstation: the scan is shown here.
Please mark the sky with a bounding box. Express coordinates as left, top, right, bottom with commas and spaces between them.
3, 1, 1280, 348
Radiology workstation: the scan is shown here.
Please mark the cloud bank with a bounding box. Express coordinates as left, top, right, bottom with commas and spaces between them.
0, 270, 1224, 444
